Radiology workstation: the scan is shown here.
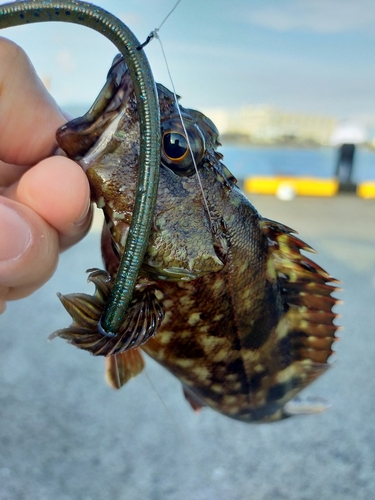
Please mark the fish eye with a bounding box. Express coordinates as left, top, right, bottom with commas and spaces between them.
161, 117, 205, 177
163, 132, 189, 162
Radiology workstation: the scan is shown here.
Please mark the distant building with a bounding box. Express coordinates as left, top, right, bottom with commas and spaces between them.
203, 105, 338, 146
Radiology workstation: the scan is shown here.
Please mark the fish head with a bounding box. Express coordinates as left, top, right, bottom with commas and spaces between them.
57, 55, 233, 281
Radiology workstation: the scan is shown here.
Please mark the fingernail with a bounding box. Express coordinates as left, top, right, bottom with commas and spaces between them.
74, 199, 92, 227
0, 204, 32, 261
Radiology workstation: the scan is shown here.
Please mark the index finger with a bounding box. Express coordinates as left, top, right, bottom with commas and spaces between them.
0, 37, 66, 166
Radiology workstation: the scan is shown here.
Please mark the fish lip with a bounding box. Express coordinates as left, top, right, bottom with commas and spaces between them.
101, 56, 133, 115
56, 56, 134, 168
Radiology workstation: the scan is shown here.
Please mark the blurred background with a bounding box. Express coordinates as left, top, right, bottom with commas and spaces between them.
2, 0, 375, 184
2, 0, 374, 186
0, 1, 375, 499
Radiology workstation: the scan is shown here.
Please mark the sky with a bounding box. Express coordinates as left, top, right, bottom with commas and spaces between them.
1, 0, 375, 125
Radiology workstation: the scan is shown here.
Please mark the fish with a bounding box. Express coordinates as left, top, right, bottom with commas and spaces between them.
51, 54, 339, 423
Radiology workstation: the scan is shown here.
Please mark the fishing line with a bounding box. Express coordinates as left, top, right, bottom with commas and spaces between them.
154, 33, 215, 231
136, 0, 182, 49
113, 353, 121, 390
135, 5, 222, 495
158, 0, 183, 31
143, 364, 223, 500
137, 1, 215, 231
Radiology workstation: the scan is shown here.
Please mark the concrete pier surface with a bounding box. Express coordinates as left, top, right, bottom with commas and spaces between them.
0, 194, 374, 500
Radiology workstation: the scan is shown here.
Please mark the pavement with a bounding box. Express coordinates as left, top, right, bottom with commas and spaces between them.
0, 193, 374, 500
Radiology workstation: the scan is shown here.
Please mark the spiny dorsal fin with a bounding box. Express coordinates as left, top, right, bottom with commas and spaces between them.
260, 218, 340, 370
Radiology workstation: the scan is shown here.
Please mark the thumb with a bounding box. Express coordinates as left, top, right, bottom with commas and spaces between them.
0, 198, 59, 309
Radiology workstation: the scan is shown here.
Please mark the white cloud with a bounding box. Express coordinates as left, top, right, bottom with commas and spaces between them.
118, 12, 142, 28
245, 0, 375, 33
57, 50, 76, 73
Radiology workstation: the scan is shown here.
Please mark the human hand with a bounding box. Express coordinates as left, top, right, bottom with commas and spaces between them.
0, 37, 92, 313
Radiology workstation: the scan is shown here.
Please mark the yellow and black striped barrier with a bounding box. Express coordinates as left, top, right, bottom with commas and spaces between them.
357, 181, 375, 199
244, 177, 338, 198
243, 176, 375, 199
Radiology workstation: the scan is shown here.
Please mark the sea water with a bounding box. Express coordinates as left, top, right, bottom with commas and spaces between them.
220, 145, 375, 182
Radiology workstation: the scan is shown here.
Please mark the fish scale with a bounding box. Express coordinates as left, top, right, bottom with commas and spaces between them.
52, 56, 339, 422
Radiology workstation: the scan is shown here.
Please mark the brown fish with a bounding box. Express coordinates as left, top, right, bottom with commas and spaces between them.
52, 55, 339, 422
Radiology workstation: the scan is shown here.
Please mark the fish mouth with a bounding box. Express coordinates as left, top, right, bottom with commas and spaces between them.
56, 55, 134, 168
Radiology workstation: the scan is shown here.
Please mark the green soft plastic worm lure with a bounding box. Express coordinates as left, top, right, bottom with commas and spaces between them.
0, 0, 161, 336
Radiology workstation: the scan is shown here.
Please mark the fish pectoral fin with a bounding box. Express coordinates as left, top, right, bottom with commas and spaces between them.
105, 350, 145, 389
50, 269, 165, 356
183, 386, 206, 412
